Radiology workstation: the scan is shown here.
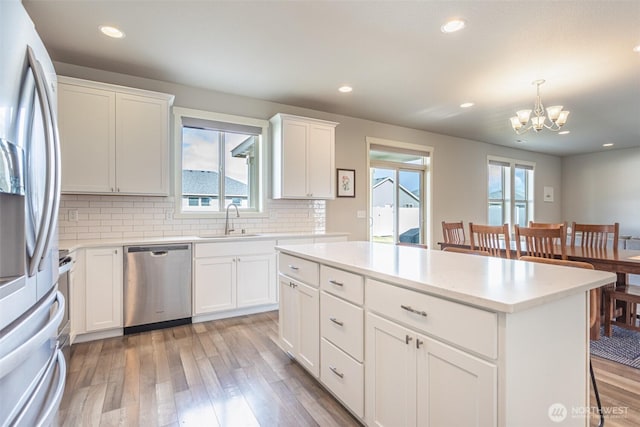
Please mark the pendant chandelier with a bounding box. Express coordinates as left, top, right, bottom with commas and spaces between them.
510, 79, 569, 134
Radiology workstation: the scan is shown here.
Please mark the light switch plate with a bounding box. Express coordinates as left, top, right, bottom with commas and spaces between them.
357, 210, 367, 218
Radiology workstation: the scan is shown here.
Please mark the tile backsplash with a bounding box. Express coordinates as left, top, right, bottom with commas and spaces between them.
58, 194, 325, 241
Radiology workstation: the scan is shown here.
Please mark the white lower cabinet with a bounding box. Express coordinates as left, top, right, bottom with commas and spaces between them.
321, 338, 364, 418
365, 312, 497, 427
278, 275, 320, 377
193, 241, 276, 316
194, 256, 236, 313
84, 247, 123, 332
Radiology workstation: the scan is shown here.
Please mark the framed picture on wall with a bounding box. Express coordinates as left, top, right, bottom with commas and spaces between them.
337, 168, 355, 197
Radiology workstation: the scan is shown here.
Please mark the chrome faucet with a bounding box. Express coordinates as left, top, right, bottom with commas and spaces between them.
224, 203, 240, 235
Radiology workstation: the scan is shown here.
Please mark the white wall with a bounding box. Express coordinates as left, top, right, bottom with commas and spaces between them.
54, 62, 564, 245
562, 147, 640, 237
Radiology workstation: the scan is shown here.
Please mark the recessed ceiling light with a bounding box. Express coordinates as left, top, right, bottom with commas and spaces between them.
634, 44, 640, 53
460, 102, 474, 108
338, 85, 353, 93
603, 143, 614, 147
441, 19, 466, 34
558, 130, 570, 135
99, 25, 125, 39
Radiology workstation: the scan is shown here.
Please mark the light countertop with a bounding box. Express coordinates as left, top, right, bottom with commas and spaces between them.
276, 241, 616, 313
59, 232, 348, 252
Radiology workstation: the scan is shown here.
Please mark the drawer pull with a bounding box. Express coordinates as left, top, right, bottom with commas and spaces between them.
401, 304, 428, 317
329, 317, 344, 327
405, 335, 413, 345
289, 282, 297, 288
288, 265, 299, 271
329, 366, 344, 379
416, 338, 424, 349
329, 279, 344, 287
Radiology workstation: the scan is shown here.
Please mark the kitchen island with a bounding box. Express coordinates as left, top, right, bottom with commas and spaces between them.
276, 241, 616, 427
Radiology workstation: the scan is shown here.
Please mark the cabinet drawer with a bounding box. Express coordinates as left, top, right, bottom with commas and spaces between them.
195, 240, 275, 258
321, 292, 363, 361
320, 265, 363, 305
278, 253, 319, 286
366, 278, 497, 359
321, 338, 364, 418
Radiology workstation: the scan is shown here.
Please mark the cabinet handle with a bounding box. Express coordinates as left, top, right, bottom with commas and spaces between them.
289, 281, 297, 288
329, 366, 344, 379
329, 317, 343, 327
288, 265, 299, 271
405, 335, 413, 345
114, 249, 118, 254
329, 279, 344, 287
110, 187, 114, 192
401, 304, 428, 317
416, 338, 424, 349
117, 188, 120, 192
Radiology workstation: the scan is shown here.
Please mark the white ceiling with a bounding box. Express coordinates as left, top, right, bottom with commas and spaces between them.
23, 0, 640, 157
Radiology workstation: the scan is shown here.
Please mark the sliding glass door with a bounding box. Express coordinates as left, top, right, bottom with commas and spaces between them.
369, 145, 428, 244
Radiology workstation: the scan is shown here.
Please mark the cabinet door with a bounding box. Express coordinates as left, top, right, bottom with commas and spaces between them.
307, 123, 335, 198
297, 282, 319, 378
58, 83, 115, 193
278, 276, 297, 355
416, 335, 497, 427
365, 313, 417, 427
194, 257, 236, 314
280, 119, 308, 197
85, 247, 122, 332
115, 93, 169, 195
237, 254, 276, 307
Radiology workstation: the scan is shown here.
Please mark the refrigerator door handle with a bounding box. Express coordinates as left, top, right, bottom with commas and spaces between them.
25, 46, 56, 277
11, 349, 66, 427
0, 290, 63, 380
35, 51, 61, 273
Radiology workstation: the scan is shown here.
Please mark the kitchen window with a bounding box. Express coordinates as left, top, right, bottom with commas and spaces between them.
174, 107, 268, 217
487, 156, 535, 228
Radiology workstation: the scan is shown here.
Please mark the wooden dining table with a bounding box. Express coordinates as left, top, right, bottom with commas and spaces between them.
438, 241, 640, 340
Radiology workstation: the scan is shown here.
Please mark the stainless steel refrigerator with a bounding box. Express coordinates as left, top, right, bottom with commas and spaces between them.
0, 0, 65, 425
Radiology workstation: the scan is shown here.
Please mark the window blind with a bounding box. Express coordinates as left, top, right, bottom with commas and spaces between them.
181, 117, 262, 136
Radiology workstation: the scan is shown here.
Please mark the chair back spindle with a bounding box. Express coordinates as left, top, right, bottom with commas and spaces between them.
469, 223, 511, 259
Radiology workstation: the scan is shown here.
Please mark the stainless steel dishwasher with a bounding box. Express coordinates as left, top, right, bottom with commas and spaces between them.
124, 244, 192, 334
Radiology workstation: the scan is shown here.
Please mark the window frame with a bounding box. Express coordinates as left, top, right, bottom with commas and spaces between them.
366, 136, 433, 247
173, 107, 269, 219
487, 155, 535, 228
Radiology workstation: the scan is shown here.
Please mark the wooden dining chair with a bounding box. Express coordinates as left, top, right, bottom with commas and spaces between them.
570, 222, 619, 250
442, 246, 489, 256
468, 223, 511, 259
514, 225, 567, 260
518, 256, 604, 426
442, 221, 465, 244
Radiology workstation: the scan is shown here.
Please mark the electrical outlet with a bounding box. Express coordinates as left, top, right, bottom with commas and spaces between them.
69, 209, 78, 221
165, 209, 174, 221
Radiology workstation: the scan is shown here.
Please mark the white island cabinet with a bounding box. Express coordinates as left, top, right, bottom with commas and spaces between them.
276, 241, 616, 427
58, 76, 174, 195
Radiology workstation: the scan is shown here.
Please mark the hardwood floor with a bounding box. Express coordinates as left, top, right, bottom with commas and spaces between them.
590, 356, 640, 426
55, 311, 360, 427
56, 311, 640, 426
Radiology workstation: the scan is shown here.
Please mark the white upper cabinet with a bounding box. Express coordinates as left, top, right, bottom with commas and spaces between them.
57, 76, 174, 195
271, 113, 338, 199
